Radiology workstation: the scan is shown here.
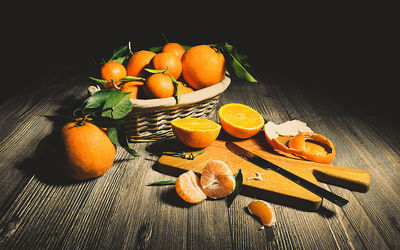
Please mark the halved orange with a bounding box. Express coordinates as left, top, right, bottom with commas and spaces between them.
200, 160, 236, 199
218, 103, 264, 139
171, 118, 221, 148
175, 170, 206, 204
247, 200, 276, 227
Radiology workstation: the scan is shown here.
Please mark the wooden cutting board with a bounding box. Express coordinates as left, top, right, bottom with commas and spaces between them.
156, 132, 370, 211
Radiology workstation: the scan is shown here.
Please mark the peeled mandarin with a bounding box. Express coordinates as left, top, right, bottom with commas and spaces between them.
175, 170, 207, 204
200, 160, 235, 199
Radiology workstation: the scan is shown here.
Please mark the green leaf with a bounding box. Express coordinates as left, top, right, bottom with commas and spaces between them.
101, 91, 132, 119
181, 44, 192, 51
106, 126, 120, 146
110, 56, 129, 64
147, 180, 176, 186
228, 51, 257, 82
84, 89, 114, 110
105, 121, 139, 157
89, 77, 109, 86
119, 76, 146, 82
226, 169, 243, 207
148, 46, 162, 53
170, 75, 181, 104
108, 45, 129, 62
144, 68, 167, 74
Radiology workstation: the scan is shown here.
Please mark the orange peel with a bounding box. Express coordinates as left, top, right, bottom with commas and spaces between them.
288, 132, 335, 164
264, 120, 335, 164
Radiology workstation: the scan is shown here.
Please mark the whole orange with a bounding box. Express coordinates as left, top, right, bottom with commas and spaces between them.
143, 73, 175, 98
162, 43, 186, 60
181, 45, 226, 89
175, 81, 194, 95
101, 61, 127, 84
126, 50, 156, 77
121, 81, 144, 99
61, 121, 116, 180
150, 52, 182, 80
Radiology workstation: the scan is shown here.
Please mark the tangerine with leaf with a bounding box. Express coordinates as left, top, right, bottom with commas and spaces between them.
61, 120, 116, 181
181, 45, 226, 89
126, 50, 156, 77
162, 42, 186, 60
149, 52, 182, 80
101, 61, 127, 88
143, 72, 175, 99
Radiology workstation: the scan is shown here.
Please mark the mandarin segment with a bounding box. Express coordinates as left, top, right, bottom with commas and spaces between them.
171, 118, 221, 148
175, 170, 207, 204
200, 160, 235, 199
218, 103, 264, 139
247, 200, 276, 227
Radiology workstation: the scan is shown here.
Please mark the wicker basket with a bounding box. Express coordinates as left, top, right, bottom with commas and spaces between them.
122, 76, 231, 142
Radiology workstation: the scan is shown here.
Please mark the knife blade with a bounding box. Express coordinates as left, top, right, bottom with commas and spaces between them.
225, 141, 349, 207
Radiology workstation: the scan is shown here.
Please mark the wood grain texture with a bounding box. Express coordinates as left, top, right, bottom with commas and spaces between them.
0, 71, 399, 249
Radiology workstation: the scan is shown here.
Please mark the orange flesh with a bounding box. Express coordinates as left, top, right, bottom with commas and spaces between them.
248, 200, 276, 227
175, 170, 206, 204
220, 105, 263, 129
200, 160, 235, 199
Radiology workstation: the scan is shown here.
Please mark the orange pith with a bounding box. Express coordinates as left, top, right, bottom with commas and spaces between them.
171, 118, 221, 148
218, 103, 264, 139
175, 170, 207, 204
126, 50, 156, 77
162, 43, 186, 60
200, 160, 235, 199
181, 45, 226, 89
247, 200, 276, 227
61, 121, 116, 180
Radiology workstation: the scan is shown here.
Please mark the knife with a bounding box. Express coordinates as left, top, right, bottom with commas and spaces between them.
225, 141, 349, 207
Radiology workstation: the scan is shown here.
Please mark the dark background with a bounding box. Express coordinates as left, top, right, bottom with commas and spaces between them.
2, 1, 398, 111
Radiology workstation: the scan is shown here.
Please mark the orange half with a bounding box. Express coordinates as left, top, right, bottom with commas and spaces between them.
171, 118, 221, 148
218, 103, 264, 139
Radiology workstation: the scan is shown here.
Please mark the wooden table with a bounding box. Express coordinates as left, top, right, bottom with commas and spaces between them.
0, 70, 399, 249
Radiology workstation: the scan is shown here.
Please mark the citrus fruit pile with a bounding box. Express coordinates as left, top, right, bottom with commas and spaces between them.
92, 42, 229, 102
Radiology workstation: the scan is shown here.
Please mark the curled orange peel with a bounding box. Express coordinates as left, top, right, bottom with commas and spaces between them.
264, 121, 335, 164
288, 132, 335, 164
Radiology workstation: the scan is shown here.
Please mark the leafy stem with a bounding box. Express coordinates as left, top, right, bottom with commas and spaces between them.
161, 150, 205, 160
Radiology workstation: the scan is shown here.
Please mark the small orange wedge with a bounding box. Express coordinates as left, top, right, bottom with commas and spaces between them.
171, 118, 221, 148
218, 103, 264, 139
200, 160, 236, 199
247, 200, 276, 227
175, 170, 207, 204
